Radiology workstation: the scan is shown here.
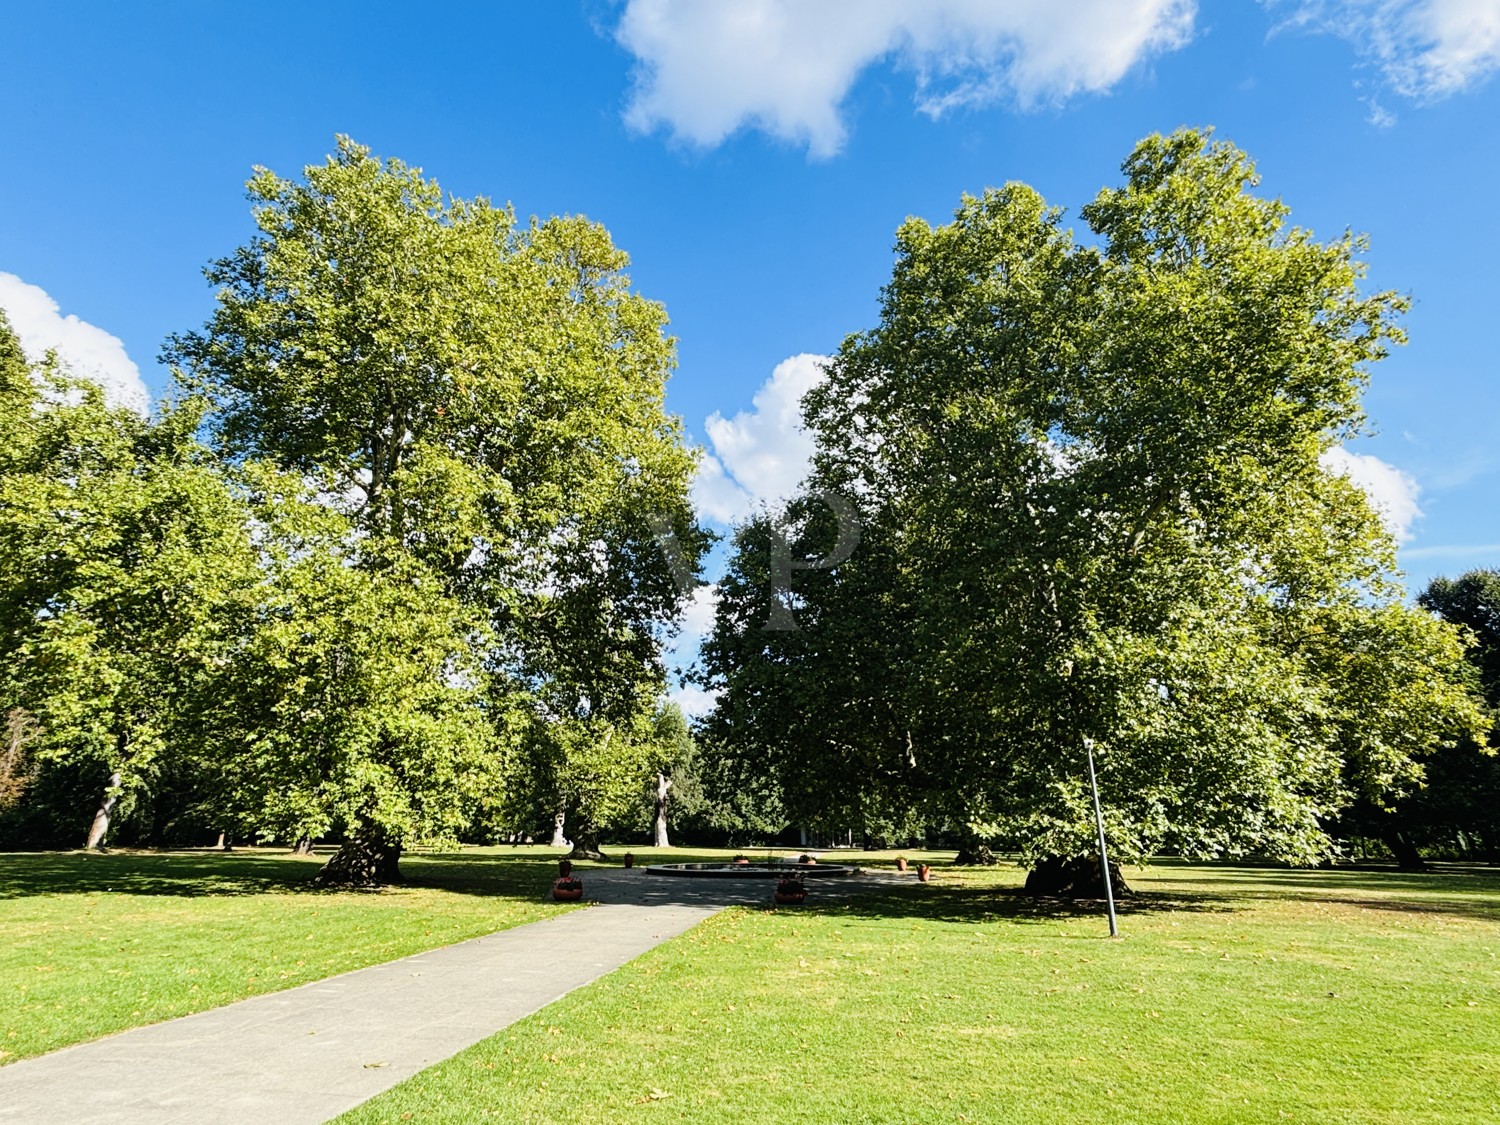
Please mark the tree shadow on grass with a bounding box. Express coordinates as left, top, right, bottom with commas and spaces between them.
1150, 866, 1500, 924
808, 881, 1236, 928
802, 861, 1500, 928
0, 849, 561, 901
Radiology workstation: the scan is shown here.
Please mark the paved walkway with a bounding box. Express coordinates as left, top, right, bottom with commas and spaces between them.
0, 866, 900, 1125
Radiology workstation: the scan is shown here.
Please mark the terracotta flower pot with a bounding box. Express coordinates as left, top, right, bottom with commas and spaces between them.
918, 864, 932, 883
775, 879, 807, 905
552, 877, 584, 902
895, 857, 908, 873
623, 853, 635, 868
733, 855, 750, 865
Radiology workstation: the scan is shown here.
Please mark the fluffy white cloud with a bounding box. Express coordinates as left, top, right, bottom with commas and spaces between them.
662, 583, 721, 683
1320, 445, 1423, 541
668, 682, 721, 719
679, 582, 721, 641
691, 352, 826, 524
0, 272, 149, 414
1274, 0, 1500, 98
616, 0, 1198, 156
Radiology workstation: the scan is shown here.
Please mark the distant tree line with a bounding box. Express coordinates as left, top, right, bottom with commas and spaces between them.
3, 132, 1493, 883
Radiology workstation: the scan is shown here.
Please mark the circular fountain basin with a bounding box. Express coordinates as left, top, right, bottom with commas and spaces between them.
646, 861, 859, 879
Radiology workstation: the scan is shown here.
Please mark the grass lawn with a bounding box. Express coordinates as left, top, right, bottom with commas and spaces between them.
337, 860, 1500, 1125
0, 844, 590, 1064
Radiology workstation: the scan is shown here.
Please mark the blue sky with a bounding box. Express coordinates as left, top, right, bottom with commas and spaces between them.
3, 1, 1498, 707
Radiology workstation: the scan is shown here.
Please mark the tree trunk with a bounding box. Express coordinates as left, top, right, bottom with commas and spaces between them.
1381, 829, 1427, 872
549, 802, 570, 849
953, 842, 998, 866
314, 836, 403, 886
565, 825, 609, 862
653, 772, 672, 848
85, 771, 123, 850
1025, 854, 1132, 898
293, 835, 313, 855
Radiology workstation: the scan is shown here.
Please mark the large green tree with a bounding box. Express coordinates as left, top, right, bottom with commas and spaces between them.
701, 130, 1485, 875
167, 138, 705, 877
190, 467, 505, 880
1372, 569, 1500, 865
0, 311, 258, 848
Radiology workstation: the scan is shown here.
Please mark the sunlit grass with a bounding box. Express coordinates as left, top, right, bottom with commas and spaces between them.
0, 845, 582, 1063
338, 860, 1500, 1124
0, 842, 925, 1065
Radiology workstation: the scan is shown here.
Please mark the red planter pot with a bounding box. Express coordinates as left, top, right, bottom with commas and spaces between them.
918, 864, 932, 883
552, 877, 584, 901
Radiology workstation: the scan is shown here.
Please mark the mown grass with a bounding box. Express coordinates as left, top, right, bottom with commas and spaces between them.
338, 861, 1500, 1125
0, 844, 586, 1063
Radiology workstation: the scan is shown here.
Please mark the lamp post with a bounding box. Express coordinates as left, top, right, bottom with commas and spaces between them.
1085, 737, 1119, 938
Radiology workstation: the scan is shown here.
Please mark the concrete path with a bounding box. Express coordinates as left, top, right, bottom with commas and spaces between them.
0, 866, 900, 1125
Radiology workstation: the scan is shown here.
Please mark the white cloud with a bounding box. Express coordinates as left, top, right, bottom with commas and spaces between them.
691, 352, 826, 525
1401, 542, 1500, 560
1274, 0, 1500, 98
662, 582, 721, 668
1321, 445, 1423, 541
690, 449, 756, 525
668, 682, 720, 720
0, 273, 149, 414
616, 0, 1198, 156
679, 582, 721, 641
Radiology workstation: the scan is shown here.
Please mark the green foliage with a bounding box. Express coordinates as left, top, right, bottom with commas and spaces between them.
701, 129, 1486, 865
0, 320, 259, 844
163, 138, 706, 860
1381, 570, 1500, 858
1421, 570, 1500, 704
200, 469, 504, 850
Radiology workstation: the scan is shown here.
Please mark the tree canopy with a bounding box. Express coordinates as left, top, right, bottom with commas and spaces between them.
0, 310, 259, 848
699, 129, 1486, 867
162, 138, 707, 874
1, 141, 707, 875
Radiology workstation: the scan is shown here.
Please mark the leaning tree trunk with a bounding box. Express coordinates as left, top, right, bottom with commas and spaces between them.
292, 835, 313, 855
953, 836, 998, 866
1024, 854, 1133, 898
653, 772, 672, 848
564, 824, 609, 862
84, 770, 123, 850
314, 836, 404, 887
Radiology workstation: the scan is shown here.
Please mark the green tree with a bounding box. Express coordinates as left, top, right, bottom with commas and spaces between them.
644, 700, 699, 847
0, 311, 258, 847
701, 130, 1486, 877
167, 138, 706, 879
209, 473, 502, 879
1371, 569, 1500, 865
